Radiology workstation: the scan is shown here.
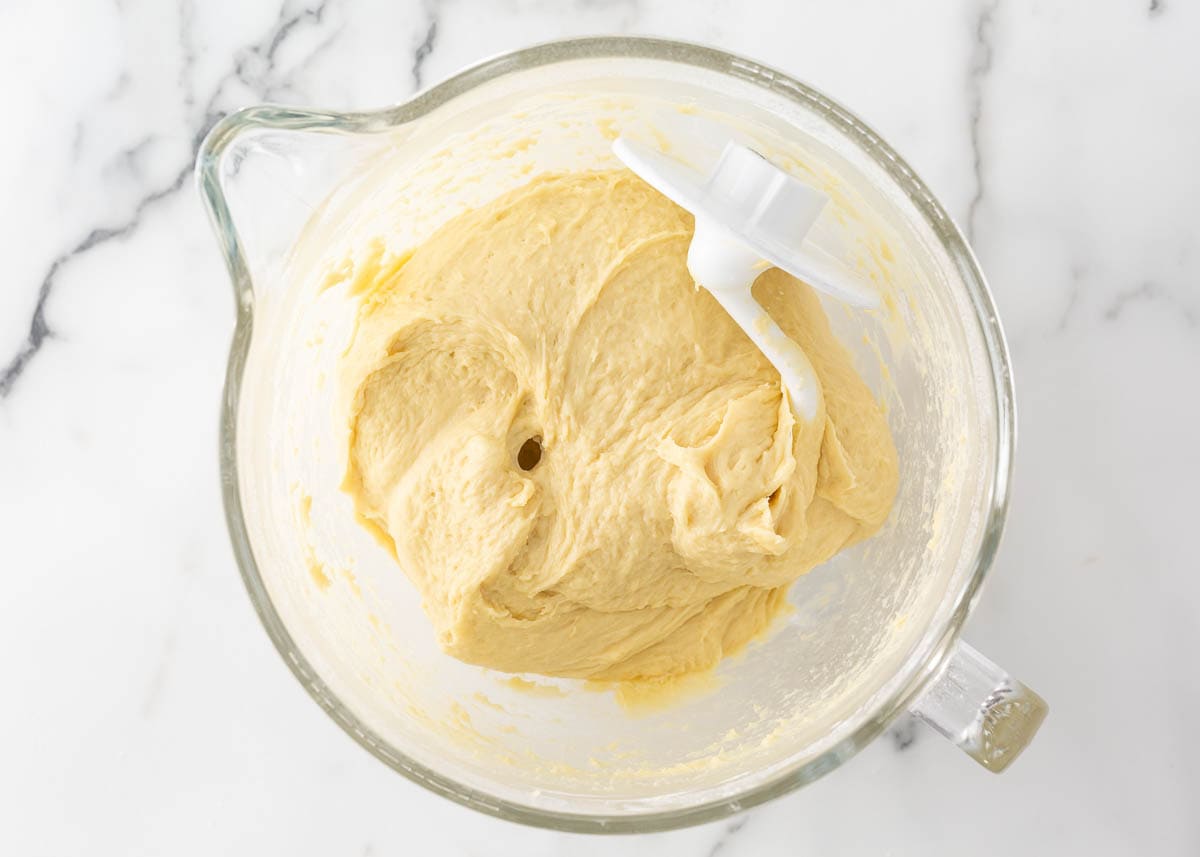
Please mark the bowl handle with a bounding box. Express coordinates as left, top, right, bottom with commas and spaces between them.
909, 641, 1048, 772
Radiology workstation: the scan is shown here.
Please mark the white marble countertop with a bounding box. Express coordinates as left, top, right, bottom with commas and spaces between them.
3, 0, 1198, 854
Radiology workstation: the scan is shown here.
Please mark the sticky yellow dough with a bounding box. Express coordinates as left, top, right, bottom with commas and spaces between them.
336, 170, 898, 682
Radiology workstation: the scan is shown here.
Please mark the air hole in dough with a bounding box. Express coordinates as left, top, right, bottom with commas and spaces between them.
517, 437, 543, 471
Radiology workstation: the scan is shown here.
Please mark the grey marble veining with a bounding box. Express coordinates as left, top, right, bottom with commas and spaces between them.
965, 0, 997, 242
1, 1, 1198, 855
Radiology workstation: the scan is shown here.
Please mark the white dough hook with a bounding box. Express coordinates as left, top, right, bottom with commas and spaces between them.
613, 136, 878, 421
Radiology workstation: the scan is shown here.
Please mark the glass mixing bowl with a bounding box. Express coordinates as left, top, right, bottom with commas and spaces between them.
197, 37, 1046, 832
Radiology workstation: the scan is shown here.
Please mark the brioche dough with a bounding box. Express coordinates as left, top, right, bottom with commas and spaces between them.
337, 170, 897, 681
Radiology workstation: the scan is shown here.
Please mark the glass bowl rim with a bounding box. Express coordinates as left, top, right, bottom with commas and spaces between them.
196, 35, 1015, 834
